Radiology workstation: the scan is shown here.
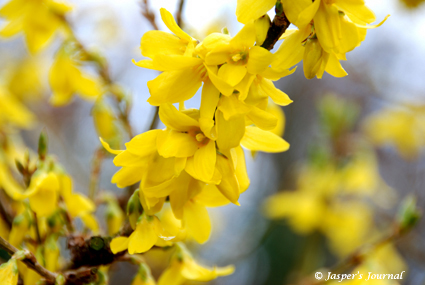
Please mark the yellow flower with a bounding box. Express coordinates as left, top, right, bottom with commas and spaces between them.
236, 0, 276, 24
49, 49, 102, 106
281, 0, 388, 54
92, 97, 121, 148
0, 258, 18, 285
105, 197, 125, 236
25, 172, 60, 217
0, 87, 35, 129
133, 8, 206, 105
110, 214, 174, 254
272, 25, 348, 79
158, 243, 234, 285
8, 210, 31, 247
363, 106, 425, 159
0, 0, 71, 54
157, 104, 217, 183
58, 174, 99, 232
204, 21, 274, 88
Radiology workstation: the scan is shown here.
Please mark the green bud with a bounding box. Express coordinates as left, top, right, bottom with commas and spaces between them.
221, 27, 229, 35
15, 160, 25, 175
38, 131, 48, 161
397, 195, 421, 232
127, 189, 143, 230
90, 237, 105, 251
55, 274, 66, 285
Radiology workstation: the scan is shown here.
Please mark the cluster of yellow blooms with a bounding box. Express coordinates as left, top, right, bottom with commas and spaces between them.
0, 0, 402, 284
263, 95, 409, 284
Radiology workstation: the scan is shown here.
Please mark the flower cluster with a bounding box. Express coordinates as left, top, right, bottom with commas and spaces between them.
237, 0, 388, 79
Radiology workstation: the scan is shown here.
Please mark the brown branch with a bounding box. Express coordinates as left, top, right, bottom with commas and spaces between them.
0, 189, 13, 228
67, 235, 127, 269
261, 3, 290, 51
0, 236, 58, 282
141, 0, 159, 30
176, 0, 185, 27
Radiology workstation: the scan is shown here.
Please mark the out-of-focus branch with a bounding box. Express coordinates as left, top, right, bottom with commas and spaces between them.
0, 236, 58, 282
88, 148, 105, 201
176, 0, 185, 27
141, 0, 159, 30
57, 16, 134, 139
0, 189, 13, 228
261, 2, 291, 51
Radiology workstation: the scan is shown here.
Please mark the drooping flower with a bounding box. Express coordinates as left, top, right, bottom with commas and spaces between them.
158, 243, 234, 285
110, 214, 174, 254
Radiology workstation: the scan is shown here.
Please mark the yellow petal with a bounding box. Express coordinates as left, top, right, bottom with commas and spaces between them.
272, 26, 310, 69
200, 80, 220, 139
125, 130, 161, 156
183, 200, 211, 244
218, 64, 247, 87
0, 258, 19, 285
234, 146, 250, 193
241, 126, 290, 153
218, 94, 252, 120
141, 30, 186, 58
158, 103, 199, 131
296, 0, 320, 27
205, 65, 234, 96
325, 52, 348, 78
247, 46, 274, 75
230, 21, 257, 49
147, 69, 202, 106
247, 106, 278, 130
128, 217, 158, 254
259, 78, 293, 106
151, 54, 203, 71
100, 137, 124, 155
191, 140, 216, 182
216, 155, 240, 204
157, 130, 198, 158
195, 184, 231, 207
112, 166, 145, 188
236, 0, 276, 24
216, 111, 245, 150
335, 0, 376, 24
160, 8, 193, 42
110, 236, 129, 254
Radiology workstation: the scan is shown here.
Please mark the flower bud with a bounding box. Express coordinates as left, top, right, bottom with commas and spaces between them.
127, 189, 143, 230
303, 38, 323, 79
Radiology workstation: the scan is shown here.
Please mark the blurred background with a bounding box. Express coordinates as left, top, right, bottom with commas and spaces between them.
1, 0, 425, 284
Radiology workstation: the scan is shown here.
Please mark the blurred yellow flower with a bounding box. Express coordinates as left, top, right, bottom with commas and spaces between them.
0, 0, 72, 54
0, 258, 18, 285
49, 49, 102, 106
158, 243, 234, 285
363, 106, 425, 159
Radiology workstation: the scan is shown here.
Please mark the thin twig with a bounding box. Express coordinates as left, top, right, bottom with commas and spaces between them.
0, 236, 58, 282
141, 0, 159, 30
32, 211, 42, 245
176, 0, 185, 27
58, 15, 134, 139
0, 189, 13, 228
88, 148, 105, 201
